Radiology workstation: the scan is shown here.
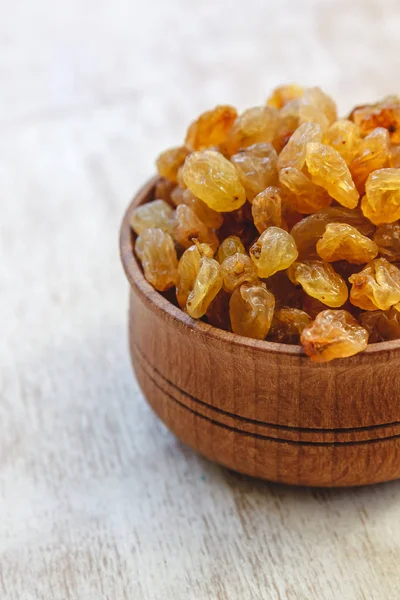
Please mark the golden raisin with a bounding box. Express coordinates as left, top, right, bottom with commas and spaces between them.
221, 253, 259, 292
277, 122, 322, 170
267, 84, 304, 109
306, 142, 359, 209
186, 257, 223, 318
301, 310, 369, 362
173, 204, 219, 251
156, 146, 190, 183
279, 167, 331, 214
176, 242, 213, 309
349, 96, 400, 143
298, 87, 337, 129
250, 227, 298, 278
350, 127, 389, 194
182, 150, 246, 212
185, 105, 238, 150
225, 106, 279, 155
229, 283, 275, 339
361, 168, 400, 226
130, 199, 174, 235
135, 228, 178, 291
288, 261, 348, 307
373, 222, 400, 261
316, 222, 378, 264
216, 236, 246, 263
359, 307, 400, 342
154, 178, 175, 204
231, 143, 278, 201
322, 119, 361, 165
268, 307, 311, 343
349, 258, 400, 311
251, 187, 283, 233
171, 188, 223, 229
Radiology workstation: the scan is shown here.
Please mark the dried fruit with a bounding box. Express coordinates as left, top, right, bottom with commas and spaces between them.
131, 84, 400, 358
298, 87, 337, 129
349, 258, 400, 310
267, 84, 304, 109
291, 207, 375, 258
221, 253, 259, 292
231, 143, 278, 201
130, 199, 174, 235
171, 188, 223, 229
135, 228, 178, 291
306, 142, 359, 208
350, 127, 389, 194
279, 167, 331, 214
349, 96, 400, 142
277, 122, 322, 170
225, 106, 279, 155
229, 283, 275, 339
186, 257, 223, 318
176, 242, 213, 309
269, 307, 311, 343
182, 150, 246, 212
185, 105, 238, 150
251, 187, 283, 233
373, 223, 400, 261
301, 310, 369, 362
288, 261, 348, 307
250, 227, 298, 278
156, 146, 190, 182
322, 119, 361, 164
216, 236, 245, 263
361, 168, 400, 226
359, 307, 400, 342
173, 204, 219, 250
316, 222, 378, 264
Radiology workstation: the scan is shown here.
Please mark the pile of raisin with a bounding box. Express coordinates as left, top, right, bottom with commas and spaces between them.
130, 85, 400, 362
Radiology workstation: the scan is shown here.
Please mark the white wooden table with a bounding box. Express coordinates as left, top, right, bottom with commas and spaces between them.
2, 1, 400, 597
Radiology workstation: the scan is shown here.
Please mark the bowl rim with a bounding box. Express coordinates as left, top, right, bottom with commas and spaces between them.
120, 176, 400, 358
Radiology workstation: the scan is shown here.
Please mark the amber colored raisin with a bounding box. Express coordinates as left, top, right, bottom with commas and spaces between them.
359, 307, 400, 342
186, 257, 223, 318
182, 150, 246, 212
373, 222, 400, 261
349, 127, 389, 194
185, 105, 238, 150
349, 96, 400, 143
231, 143, 278, 201
176, 242, 214, 309
306, 142, 359, 209
250, 227, 298, 278
301, 310, 369, 362
135, 228, 178, 291
221, 253, 259, 292
171, 187, 223, 229
298, 87, 337, 129
291, 207, 375, 258
277, 122, 322, 170
229, 283, 275, 339
173, 204, 219, 251
361, 168, 400, 226
267, 84, 304, 109
225, 106, 279, 155
349, 258, 400, 311
216, 236, 245, 263
268, 307, 311, 343
322, 119, 361, 165
154, 178, 176, 204
316, 222, 378, 264
130, 199, 174, 236
251, 187, 283, 233
279, 167, 331, 214
288, 261, 348, 308
156, 146, 190, 183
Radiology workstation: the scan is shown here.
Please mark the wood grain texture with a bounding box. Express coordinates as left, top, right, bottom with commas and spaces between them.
122, 180, 400, 487
3, 0, 400, 597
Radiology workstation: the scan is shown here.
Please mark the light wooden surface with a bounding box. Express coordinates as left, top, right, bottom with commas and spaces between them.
2, 0, 400, 598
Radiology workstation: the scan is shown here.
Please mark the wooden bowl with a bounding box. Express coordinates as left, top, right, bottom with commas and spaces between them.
120, 177, 400, 487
